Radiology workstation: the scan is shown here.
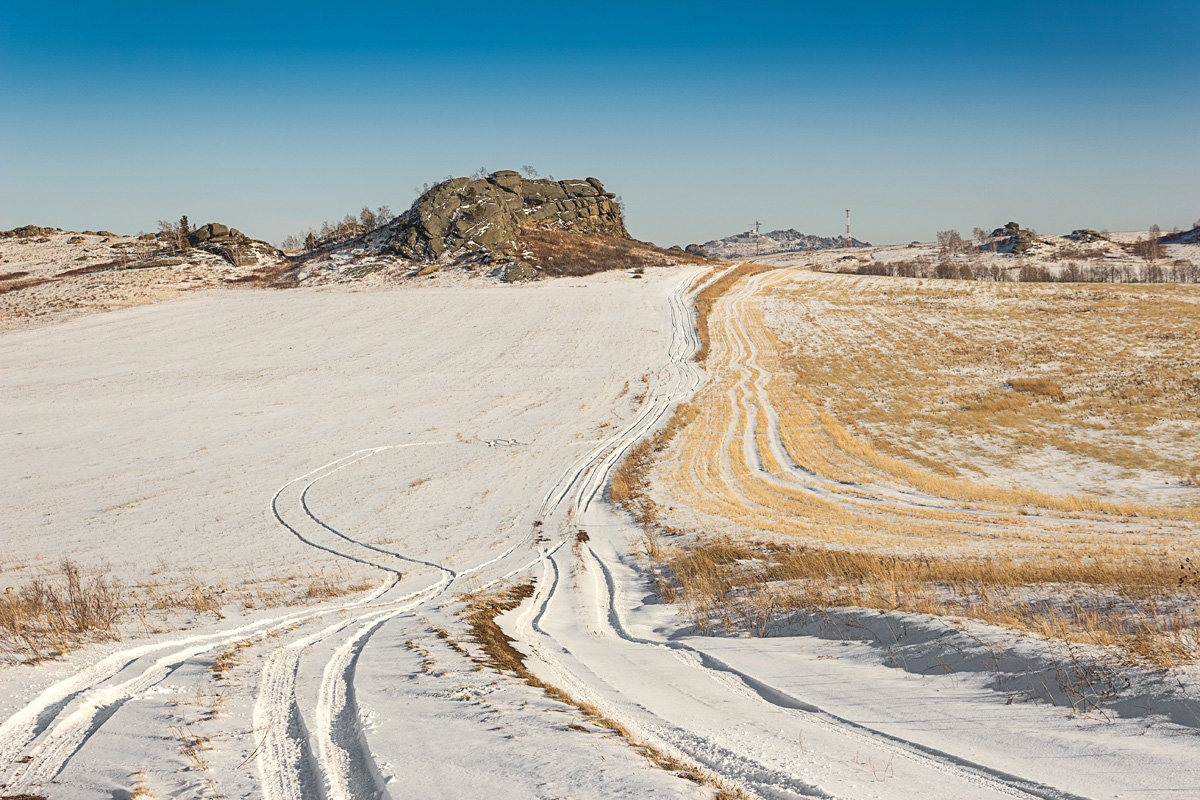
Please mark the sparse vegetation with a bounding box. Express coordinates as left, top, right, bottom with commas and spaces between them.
517, 224, 712, 278
615, 265, 1200, 668
281, 205, 395, 252
0, 561, 374, 663
0, 559, 121, 662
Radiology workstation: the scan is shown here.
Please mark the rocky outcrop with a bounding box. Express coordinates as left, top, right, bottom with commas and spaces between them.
371, 171, 628, 266
2, 225, 59, 238
990, 222, 1043, 254
1066, 229, 1108, 243
185, 222, 247, 247
684, 243, 709, 257
183, 222, 279, 266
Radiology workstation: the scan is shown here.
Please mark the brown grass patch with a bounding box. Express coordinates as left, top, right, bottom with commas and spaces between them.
0, 559, 121, 662
693, 262, 775, 363
518, 225, 715, 278
1008, 377, 1066, 401
223, 259, 298, 287
0, 276, 54, 295
650, 534, 1198, 666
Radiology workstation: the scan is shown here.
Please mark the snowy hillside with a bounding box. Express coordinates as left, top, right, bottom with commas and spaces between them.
1, 261, 1197, 799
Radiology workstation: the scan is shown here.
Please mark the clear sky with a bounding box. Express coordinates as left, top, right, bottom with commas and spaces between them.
2, 1, 1197, 246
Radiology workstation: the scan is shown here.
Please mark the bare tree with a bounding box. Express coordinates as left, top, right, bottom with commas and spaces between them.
157, 218, 186, 250
359, 206, 377, 232
937, 230, 964, 258
521, 164, 538, 178
613, 195, 627, 226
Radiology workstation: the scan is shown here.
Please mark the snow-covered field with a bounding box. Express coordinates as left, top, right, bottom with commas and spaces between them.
2, 265, 1198, 799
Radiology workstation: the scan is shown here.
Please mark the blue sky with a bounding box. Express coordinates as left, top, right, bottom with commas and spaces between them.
2, 1, 1197, 245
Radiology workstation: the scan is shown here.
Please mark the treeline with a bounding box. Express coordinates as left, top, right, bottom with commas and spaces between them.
853, 258, 1200, 284
281, 205, 395, 252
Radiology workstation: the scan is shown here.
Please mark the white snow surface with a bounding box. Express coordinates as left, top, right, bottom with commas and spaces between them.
2, 267, 1197, 799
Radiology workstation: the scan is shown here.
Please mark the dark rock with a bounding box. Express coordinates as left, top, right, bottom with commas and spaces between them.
500, 260, 538, 282
685, 244, 709, 257
185, 222, 237, 246
187, 227, 212, 245
3, 225, 55, 238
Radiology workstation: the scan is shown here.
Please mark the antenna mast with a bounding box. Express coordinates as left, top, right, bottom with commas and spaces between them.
845, 209, 851, 247
752, 220, 761, 257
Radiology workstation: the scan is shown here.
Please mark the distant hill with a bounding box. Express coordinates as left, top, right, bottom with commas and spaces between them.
703, 228, 870, 259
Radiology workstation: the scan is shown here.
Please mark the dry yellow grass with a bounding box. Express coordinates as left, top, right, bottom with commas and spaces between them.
0, 559, 121, 662
0, 562, 376, 664
625, 266, 1200, 666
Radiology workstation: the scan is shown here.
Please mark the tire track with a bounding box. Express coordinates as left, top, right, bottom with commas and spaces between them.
504, 263, 1097, 800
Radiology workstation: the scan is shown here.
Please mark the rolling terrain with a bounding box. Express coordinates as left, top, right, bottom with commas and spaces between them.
1, 256, 1197, 799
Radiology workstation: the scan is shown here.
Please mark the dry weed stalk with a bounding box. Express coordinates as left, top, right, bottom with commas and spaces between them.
0, 558, 121, 662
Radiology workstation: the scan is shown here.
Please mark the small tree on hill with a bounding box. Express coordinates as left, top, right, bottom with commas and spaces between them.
359, 206, 377, 232
937, 230, 963, 258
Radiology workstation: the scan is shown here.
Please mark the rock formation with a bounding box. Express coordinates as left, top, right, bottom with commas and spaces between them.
367, 171, 628, 275
185, 222, 278, 266
989, 222, 1042, 254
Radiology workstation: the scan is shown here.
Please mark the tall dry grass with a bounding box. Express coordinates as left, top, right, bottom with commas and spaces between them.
1, 562, 376, 663
647, 534, 1199, 667
0, 559, 121, 662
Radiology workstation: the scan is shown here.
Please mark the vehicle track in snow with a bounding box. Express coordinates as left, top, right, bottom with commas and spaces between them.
6, 263, 1113, 799
0, 445, 440, 794
0, 267, 721, 798
504, 263, 1103, 800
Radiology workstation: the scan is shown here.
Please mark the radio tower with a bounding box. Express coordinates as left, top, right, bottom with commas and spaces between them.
752, 220, 761, 257
845, 209, 852, 247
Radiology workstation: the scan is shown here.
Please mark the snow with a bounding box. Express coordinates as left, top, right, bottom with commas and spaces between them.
2, 264, 1198, 799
